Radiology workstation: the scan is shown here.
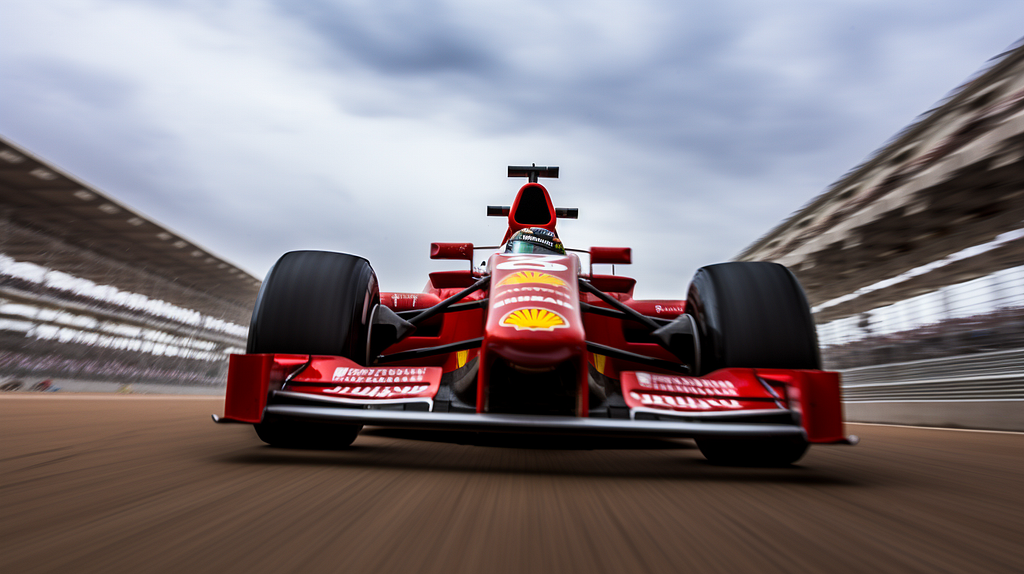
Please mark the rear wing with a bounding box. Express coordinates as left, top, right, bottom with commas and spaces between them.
489, 164, 578, 220
507, 164, 559, 182
487, 205, 578, 219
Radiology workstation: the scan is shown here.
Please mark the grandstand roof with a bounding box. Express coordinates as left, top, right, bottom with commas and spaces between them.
0, 136, 261, 314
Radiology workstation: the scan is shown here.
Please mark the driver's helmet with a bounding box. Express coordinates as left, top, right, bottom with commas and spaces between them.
504, 227, 565, 255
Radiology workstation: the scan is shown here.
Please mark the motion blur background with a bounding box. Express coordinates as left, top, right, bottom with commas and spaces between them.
736, 42, 1024, 430
2, 2, 1023, 431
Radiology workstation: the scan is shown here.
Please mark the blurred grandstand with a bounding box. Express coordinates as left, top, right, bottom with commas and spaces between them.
1, 137, 259, 391
739, 38, 1024, 429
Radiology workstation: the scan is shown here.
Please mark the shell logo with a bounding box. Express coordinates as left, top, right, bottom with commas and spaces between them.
499, 308, 569, 331
496, 271, 568, 288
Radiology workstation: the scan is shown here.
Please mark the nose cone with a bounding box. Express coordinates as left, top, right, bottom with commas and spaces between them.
488, 309, 585, 365
483, 254, 586, 367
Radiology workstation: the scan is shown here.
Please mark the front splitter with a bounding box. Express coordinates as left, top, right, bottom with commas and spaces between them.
256, 403, 808, 440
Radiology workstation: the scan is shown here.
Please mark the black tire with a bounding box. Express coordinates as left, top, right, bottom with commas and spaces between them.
247, 250, 379, 359
248, 250, 378, 449
685, 261, 818, 466
696, 437, 809, 467
685, 261, 819, 375
254, 419, 363, 450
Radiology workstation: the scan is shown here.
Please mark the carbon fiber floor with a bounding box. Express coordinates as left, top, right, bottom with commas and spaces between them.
1, 395, 1021, 573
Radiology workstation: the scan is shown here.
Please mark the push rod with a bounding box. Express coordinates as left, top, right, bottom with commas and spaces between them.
397, 298, 488, 320
376, 337, 484, 364
579, 302, 670, 325
407, 276, 491, 327
578, 279, 662, 331
585, 341, 690, 374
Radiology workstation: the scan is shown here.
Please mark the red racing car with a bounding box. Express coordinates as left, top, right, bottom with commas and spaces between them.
216, 165, 856, 465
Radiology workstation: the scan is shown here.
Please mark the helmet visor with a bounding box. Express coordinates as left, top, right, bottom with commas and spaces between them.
507, 241, 547, 254
506, 240, 565, 255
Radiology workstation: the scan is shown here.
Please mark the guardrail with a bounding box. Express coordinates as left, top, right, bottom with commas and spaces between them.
841, 348, 1024, 402
843, 374, 1024, 402
839, 348, 1024, 430
841, 347, 1024, 383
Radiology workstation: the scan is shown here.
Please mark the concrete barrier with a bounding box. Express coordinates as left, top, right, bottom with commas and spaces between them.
844, 401, 1022, 431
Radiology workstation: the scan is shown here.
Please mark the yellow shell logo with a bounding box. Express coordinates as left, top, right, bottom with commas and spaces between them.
499, 308, 569, 331
496, 271, 567, 288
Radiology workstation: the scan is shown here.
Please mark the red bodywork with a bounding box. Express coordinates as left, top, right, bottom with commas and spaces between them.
221, 179, 851, 445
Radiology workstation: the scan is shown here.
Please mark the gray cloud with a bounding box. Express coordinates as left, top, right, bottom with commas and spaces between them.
268, 1, 887, 179
278, 0, 502, 75
3, 0, 1024, 297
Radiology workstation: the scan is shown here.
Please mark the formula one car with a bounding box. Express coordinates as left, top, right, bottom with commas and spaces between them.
216, 165, 856, 465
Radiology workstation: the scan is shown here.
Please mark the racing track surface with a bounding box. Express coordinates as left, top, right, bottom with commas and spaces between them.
2, 395, 1022, 574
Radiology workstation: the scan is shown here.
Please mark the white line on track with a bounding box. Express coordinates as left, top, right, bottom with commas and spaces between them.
847, 422, 1024, 435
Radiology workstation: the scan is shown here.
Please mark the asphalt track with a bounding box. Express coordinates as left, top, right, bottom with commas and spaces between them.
1, 395, 1021, 574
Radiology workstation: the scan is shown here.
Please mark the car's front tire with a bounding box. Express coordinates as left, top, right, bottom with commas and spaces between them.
695, 437, 809, 467
254, 419, 363, 450
685, 261, 819, 466
248, 250, 378, 449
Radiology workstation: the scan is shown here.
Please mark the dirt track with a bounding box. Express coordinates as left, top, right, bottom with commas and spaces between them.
1, 395, 1022, 573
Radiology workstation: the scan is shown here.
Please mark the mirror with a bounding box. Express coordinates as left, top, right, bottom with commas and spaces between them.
590, 247, 631, 265
430, 242, 474, 261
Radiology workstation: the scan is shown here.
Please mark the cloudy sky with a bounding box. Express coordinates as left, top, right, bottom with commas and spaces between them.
3, 0, 1023, 299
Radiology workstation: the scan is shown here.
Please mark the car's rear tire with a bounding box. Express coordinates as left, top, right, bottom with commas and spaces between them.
248, 250, 378, 449
685, 261, 819, 466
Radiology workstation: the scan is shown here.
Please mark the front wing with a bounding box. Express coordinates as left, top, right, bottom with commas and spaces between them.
216, 353, 855, 444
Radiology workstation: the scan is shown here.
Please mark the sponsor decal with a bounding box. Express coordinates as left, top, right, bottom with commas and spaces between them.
496, 286, 570, 298
629, 392, 742, 410
519, 236, 554, 248
634, 372, 739, 396
496, 254, 568, 271
499, 307, 569, 331
456, 350, 469, 368
492, 295, 573, 310
593, 353, 606, 375
391, 293, 419, 307
294, 365, 440, 400
496, 271, 568, 288
332, 366, 432, 384
322, 385, 431, 398
654, 304, 685, 314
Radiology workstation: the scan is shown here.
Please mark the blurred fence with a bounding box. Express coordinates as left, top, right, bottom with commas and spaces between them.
841, 348, 1024, 401
817, 265, 1024, 430
819, 264, 1024, 370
